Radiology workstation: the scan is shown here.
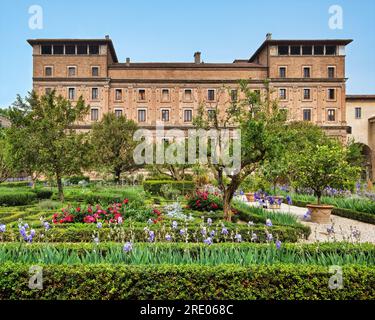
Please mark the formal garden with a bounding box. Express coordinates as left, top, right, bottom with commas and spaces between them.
0, 85, 374, 300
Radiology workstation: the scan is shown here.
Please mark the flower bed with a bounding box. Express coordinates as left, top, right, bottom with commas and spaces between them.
186, 190, 223, 211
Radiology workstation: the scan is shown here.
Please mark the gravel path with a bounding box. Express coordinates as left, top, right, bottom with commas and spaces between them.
240, 198, 375, 244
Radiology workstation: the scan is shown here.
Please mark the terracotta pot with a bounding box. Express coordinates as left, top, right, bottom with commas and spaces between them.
267, 196, 284, 209
245, 192, 255, 202
307, 204, 334, 224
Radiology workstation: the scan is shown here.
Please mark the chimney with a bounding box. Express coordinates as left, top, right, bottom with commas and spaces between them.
266, 33, 272, 40
105, 35, 110, 40
194, 51, 201, 64
126, 57, 130, 66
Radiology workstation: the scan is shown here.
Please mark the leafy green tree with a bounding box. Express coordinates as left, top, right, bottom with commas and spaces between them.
0, 129, 13, 183
8, 91, 91, 201
91, 113, 138, 182
291, 140, 360, 204
194, 81, 289, 221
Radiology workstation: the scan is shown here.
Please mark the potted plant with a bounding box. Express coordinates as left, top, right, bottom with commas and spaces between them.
292, 142, 360, 223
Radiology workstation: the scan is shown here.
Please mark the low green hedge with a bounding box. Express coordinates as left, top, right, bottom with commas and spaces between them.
0, 181, 31, 188
1, 223, 306, 243
0, 192, 37, 206
143, 180, 195, 195
0, 188, 52, 206
0, 263, 374, 299
290, 199, 375, 225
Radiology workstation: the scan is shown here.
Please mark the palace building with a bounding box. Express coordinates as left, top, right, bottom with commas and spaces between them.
28, 34, 352, 140
346, 95, 375, 180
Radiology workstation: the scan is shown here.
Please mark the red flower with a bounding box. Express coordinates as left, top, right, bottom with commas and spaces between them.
76, 207, 81, 212
123, 199, 129, 204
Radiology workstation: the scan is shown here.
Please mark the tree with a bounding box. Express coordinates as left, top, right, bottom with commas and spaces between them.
91, 113, 138, 182
291, 140, 360, 204
194, 81, 289, 221
0, 129, 13, 183
8, 91, 91, 201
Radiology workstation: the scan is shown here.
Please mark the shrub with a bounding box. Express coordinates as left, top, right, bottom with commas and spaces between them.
32, 189, 53, 200
64, 176, 90, 185
187, 190, 223, 211
0, 263, 374, 299
143, 180, 195, 195
0, 181, 31, 188
160, 184, 181, 200
0, 192, 37, 206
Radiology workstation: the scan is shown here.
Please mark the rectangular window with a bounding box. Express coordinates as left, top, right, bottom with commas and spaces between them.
290, 46, 301, 55
161, 89, 170, 102
279, 67, 286, 78
355, 107, 362, 119
278, 46, 289, 55
184, 89, 192, 101
138, 109, 146, 122
208, 109, 216, 120
327, 109, 336, 121
68, 88, 75, 100
303, 109, 312, 121
68, 66, 76, 77
65, 45, 76, 54
53, 45, 64, 54
115, 89, 122, 101
41, 45, 52, 55
314, 45, 324, 55
92, 88, 98, 100
279, 88, 287, 100
138, 89, 146, 101
328, 88, 336, 100
184, 109, 193, 122
77, 45, 88, 55
231, 89, 238, 102
303, 89, 311, 100
89, 45, 99, 55
161, 109, 170, 122
91, 108, 99, 121
328, 67, 335, 78
303, 67, 311, 78
92, 67, 99, 77
302, 46, 313, 55
208, 89, 215, 101
45, 66, 53, 77
325, 46, 336, 55
114, 109, 123, 118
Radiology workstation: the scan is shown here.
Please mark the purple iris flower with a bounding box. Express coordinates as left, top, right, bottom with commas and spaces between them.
203, 237, 213, 245
207, 218, 212, 226
165, 234, 172, 241
97, 222, 103, 229
267, 233, 273, 241
221, 227, 229, 235
210, 230, 216, 237
234, 233, 242, 242
276, 240, 282, 250
148, 230, 155, 242
179, 229, 185, 236
266, 219, 273, 227
123, 242, 133, 253
0, 224, 6, 233
286, 195, 292, 205
172, 221, 178, 229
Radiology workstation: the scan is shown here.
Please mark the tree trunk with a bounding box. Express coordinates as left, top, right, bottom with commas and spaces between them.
223, 183, 238, 222
114, 168, 121, 184
56, 173, 64, 202
316, 191, 322, 205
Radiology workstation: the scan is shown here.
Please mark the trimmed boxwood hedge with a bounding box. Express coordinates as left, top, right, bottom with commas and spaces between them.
0, 192, 37, 206
1, 222, 307, 243
290, 199, 375, 225
0, 188, 53, 206
0, 263, 374, 299
143, 180, 195, 195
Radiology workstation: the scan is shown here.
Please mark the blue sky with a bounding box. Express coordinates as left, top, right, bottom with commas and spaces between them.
0, 0, 374, 108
